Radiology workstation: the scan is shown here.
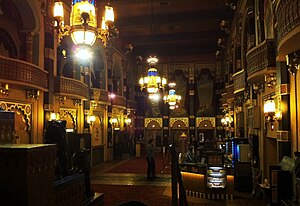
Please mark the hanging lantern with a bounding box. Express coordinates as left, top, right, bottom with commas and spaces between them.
53, 0, 117, 47
163, 82, 181, 109
139, 56, 167, 94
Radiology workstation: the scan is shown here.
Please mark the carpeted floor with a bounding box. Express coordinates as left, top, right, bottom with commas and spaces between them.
91, 184, 172, 206
105, 152, 171, 175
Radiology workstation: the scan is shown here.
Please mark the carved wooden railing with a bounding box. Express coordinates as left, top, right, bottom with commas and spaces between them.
127, 100, 137, 110
0, 55, 48, 90
276, 0, 300, 42
221, 93, 228, 106
246, 40, 276, 80
99, 89, 109, 103
111, 95, 127, 107
54, 76, 88, 99
225, 84, 234, 102
233, 70, 245, 94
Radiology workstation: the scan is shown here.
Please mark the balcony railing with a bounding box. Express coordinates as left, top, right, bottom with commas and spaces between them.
0, 55, 48, 90
276, 0, 300, 42
54, 76, 88, 99
226, 84, 234, 103
232, 70, 245, 94
111, 95, 126, 108
246, 40, 276, 83
127, 100, 137, 110
99, 89, 110, 103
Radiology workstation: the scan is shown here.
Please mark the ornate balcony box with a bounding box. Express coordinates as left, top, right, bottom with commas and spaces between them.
226, 84, 234, 103
127, 100, 137, 110
233, 69, 245, 94
0, 55, 48, 90
111, 95, 126, 108
99, 89, 110, 103
246, 40, 276, 84
54, 76, 88, 99
276, 0, 300, 59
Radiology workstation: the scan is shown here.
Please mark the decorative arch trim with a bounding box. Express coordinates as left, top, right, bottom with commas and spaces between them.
196, 117, 215, 129
0, 101, 32, 134
59, 108, 77, 130
145, 118, 162, 129
170, 117, 188, 128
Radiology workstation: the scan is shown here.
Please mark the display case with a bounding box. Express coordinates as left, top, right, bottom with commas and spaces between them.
206, 153, 227, 189
207, 166, 227, 188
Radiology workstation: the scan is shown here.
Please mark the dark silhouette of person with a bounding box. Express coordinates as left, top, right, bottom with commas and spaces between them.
146, 138, 156, 180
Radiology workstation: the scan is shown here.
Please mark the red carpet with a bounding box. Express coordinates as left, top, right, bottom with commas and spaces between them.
91, 152, 172, 205
105, 152, 171, 174
91, 184, 171, 206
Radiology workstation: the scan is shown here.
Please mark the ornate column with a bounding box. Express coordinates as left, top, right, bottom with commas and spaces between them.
25, 31, 35, 63
189, 66, 196, 137
276, 61, 291, 160
44, 0, 56, 123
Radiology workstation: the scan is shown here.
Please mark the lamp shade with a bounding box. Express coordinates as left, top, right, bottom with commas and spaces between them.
104, 5, 115, 23
264, 98, 275, 114
54, 2, 64, 19
70, 29, 97, 45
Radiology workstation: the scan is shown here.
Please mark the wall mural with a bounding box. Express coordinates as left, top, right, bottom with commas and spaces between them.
91, 113, 104, 146
196, 68, 216, 116
0, 101, 31, 144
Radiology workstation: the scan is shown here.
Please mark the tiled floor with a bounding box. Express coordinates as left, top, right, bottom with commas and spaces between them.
91, 159, 268, 206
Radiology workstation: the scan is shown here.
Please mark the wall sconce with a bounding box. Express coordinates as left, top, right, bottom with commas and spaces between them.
53, 0, 118, 47
264, 98, 277, 130
0, 83, 9, 95
73, 99, 82, 106
264, 73, 276, 87
286, 51, 300, 75
56, 95, 66, 104
221, 113, 233, 126
91, 101, 98, 109
50, 112, 60, 121
253, 83, 264, 94
109, 117, 119, 130
87, 115, 96, 126
110, 117, 118, 125
26, 89, 40, 99
125, 117, 132, 125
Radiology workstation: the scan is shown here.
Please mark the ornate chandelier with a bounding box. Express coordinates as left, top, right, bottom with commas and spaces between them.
163, 82, 181, 110
139, 56, 167, 94
53, 0, 118, 47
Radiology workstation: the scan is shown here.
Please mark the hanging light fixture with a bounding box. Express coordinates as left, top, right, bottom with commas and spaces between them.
139, 56, 167, 94
163, 82, 181, 110
53, 0, 118, 47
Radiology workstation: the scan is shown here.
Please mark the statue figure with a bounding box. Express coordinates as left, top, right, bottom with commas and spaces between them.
44, 120, 69, 179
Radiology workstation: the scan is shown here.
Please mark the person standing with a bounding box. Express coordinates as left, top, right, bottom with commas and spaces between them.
146, 138, 156, 180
